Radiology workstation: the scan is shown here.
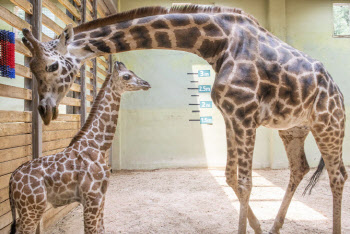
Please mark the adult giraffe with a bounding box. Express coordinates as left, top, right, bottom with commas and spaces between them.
22, 5, 347, 233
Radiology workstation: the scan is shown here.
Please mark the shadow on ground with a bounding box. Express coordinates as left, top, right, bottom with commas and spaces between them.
46, 167, 350, 234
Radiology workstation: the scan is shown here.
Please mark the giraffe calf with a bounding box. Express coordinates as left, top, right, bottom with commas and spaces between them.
9, 62, 151, 234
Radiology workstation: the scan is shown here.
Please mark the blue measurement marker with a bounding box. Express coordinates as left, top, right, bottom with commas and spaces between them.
198, 85, 211, 93
200, 101, 212, 108
200, 116, 213, 124
198, 70, 210, 77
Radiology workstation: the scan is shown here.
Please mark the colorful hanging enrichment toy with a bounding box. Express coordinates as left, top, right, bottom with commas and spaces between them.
0, 30, 15, 79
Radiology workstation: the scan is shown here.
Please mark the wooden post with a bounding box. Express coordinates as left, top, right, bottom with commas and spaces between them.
92, 0, 97, 99
30, 0, 42, 160
79, 0, 87, 126
29, 2, 43, 233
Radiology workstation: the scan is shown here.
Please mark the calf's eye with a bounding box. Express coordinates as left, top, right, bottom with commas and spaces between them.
123, 74, 131, 80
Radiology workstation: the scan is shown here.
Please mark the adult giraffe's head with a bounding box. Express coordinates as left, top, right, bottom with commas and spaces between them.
22, 24, 80, 125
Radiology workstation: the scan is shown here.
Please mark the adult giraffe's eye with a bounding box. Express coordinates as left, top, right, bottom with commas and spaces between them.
46, 61, 59, 72
123, 74, 131, 80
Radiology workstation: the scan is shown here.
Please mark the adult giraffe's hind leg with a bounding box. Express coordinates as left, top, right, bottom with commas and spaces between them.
311, 113, 347, 234
269, 126, 310, 234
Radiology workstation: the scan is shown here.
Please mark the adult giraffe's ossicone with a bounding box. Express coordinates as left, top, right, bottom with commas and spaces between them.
22, 5, 347, 233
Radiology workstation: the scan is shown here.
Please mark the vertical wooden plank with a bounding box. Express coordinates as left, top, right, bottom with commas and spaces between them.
31, 0, 42, 159
92, 0, 97, 100
30, 0, 43, 233
79, 0, 87, 126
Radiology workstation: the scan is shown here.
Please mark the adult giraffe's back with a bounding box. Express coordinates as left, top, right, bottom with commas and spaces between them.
21, 5, 347, 233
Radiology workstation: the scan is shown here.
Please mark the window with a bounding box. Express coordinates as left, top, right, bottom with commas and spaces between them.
333, 3, 350, 37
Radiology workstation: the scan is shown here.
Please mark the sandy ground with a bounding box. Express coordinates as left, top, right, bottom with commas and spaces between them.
46, 167, 350, 234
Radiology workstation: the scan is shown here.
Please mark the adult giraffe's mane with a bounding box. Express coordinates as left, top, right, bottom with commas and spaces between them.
73, 5, 259, 34
69, 74, 112, 147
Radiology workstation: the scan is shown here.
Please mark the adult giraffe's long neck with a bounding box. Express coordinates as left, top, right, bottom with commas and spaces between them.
69, 75, 120, 153
69, 13, 232, 70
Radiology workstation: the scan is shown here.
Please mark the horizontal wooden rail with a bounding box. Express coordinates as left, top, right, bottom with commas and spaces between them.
0, 111, 31, 123
15, 63, 32, 79
10, 0, 33, 14
0, 174, 11, 190
97, 66, 108, 76
0, 145, 32, 163
0, 84, 32, 100
0, 134, 31, 150
58, 0, 81, 20
97, 76, 104, 84
15, 39, 32, 57
97, 57, 109, 69
43, 138, 71, 152
0, 156, 31, 177
42, 14, 63, 35
43, 121, 80, 131
0, 5, 31, 30
43, 0, 77, 26
0, 122, 32, 137
61, 96, 81, 106
54, 114, 80, 122
43, 129, 77, 142
86, 83, 93, 91
86, 94, 93, 102
87, 11, 93, 21
70, 83, 81, 92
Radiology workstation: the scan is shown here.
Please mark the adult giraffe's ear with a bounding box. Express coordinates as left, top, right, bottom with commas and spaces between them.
57, 24, 74, 54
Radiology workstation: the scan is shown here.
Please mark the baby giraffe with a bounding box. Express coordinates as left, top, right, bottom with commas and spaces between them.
9, 62, 151, 234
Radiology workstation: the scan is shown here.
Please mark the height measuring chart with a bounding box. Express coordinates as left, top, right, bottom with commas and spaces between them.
187, 66, 215, 125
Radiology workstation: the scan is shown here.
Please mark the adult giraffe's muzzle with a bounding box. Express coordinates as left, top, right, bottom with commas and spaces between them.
38, 99, 58, 125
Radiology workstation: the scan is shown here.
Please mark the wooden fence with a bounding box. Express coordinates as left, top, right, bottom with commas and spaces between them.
0, 0, 112, 232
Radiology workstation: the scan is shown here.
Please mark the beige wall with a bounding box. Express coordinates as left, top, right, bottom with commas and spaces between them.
112, 0, 350, 170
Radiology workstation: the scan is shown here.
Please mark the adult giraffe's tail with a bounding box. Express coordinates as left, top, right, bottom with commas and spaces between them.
9, 176, 16, 234
303, 158, 325, 196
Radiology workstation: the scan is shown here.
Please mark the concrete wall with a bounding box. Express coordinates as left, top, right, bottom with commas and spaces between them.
112, 0, 350, 170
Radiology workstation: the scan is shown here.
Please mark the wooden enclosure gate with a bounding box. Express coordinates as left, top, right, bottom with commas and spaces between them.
0, 0, 113, 232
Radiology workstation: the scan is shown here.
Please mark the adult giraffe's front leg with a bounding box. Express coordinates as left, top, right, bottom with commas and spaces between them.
224, 118, 262, 234
269, 126, 310, 234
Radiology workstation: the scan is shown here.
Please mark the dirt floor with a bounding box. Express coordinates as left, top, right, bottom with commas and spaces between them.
46, 168, 350, 234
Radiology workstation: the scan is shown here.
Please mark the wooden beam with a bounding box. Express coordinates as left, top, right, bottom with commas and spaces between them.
0, 84, 32, 100
58, 0, 81, 20
0, 156, 31, 176
42, 33, 52, 42
15, 63, 32, 79
0, 174, 11, 190
42, 138, 71, 152
97, 76, 104, 84
15, 39, 32, 57
97, 66, 108, 76
10, 0, 33, 15
61, 96, 81, 106
0, 5, 32, 31
70, 83, 81, 92
0, 145, 32, 163
54, 114, 80, 122
0, 111, 31, 123
0, 134, 31, 150
43, 0, 77, 26
42, 14, 63, 35
86, 94, 93, 102
97, 57, 109, 69
86, 83, 93, 91
43, 130, 77, 142
43, 121, 80, 131
31, 0, 43, 163
0, 123, 32, 137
